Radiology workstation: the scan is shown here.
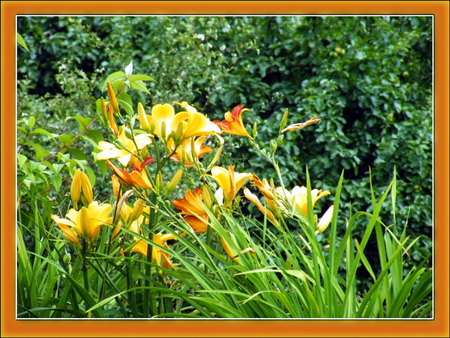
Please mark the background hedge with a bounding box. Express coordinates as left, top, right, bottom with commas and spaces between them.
17, 15, 433, 289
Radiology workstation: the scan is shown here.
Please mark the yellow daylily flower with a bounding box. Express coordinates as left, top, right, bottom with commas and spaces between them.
146, 102, 222, 144
131, 233, 177, 269
274, 186, 330, 217
173, 101, 222, 142
51, 214, 82, 249
97, 127, 153, 167
51, 201, 112, 247
243, 188, 279, 227
213, 105, 252, 138
209, 165, 252, 206
106, 158, 153, 190
167, 136, 213, 167
70, 169, 93, 207
281, 116, 321, 133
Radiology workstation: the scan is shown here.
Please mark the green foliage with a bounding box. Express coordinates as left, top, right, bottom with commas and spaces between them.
17, 15, 432, 303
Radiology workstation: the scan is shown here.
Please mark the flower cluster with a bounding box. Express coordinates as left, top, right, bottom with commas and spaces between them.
51, 80, 331, 268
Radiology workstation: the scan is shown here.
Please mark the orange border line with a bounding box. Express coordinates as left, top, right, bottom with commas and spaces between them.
2, 1, 449, 337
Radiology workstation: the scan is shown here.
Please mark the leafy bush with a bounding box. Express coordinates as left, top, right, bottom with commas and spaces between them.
17, 15, 432, 292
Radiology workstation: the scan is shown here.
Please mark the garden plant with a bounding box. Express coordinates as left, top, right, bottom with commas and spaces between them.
16, 16, 433, 319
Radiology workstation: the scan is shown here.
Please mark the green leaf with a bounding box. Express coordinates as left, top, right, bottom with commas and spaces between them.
17, 154, 28, 169
67, 147, 87, 161
17, 33, 29, 51
117, 92, 134, 117
129, 80, 150, 94
57, 134, 76, 148
65, 116, 93, 132
102, 71, 127, 91
28, 116, 35, 129
128, 74, 156, 82
30, 128, 56, 140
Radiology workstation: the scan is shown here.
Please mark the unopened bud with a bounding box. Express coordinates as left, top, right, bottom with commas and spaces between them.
280, 108, 289, 131
63, 253, 71, 265
166, 169, 183, 194
113, 139, 125, 149
137, 103, 150, 130
201, 184, 212, 209
277, 134, 284, 145
156, 172, 164, 192
129, 198, 146, 223
270, 140, 278, 152
253, 122, 258, 138
101, 98, 107, 119
208, 145, 223, 170
124, 128, 133, 139
107, 82, 120, 113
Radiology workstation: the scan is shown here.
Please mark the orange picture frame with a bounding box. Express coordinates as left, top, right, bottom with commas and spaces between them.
2, 1, 448, 337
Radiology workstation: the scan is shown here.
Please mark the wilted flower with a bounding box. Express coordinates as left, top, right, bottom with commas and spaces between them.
281, 116, 321, 133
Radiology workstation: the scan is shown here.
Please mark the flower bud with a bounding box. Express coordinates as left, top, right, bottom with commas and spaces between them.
63, 253, 71, 265
253, 122, 258, 138
280, 108, 289, 131
101, 98, 107, 119
156, 172, 164, 192
124, 128, 133, 139
201, 184, 213, 209
107, 82, 120, 113
129, 198, 146, 223
166, 169, 183, 194
316, 206, 334, 234
270, 140, 278, 152
208, 145, 223, 170
113, 139, 125, 149
137, 103, 150, 130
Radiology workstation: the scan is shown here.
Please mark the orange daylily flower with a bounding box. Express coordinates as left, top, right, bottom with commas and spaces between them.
213, 105, 252, 138
173, 188, 212, 233
281, 116, 321, 133
106, 157, 154, 190
182, 215, 210, 233
172, 188, 208, 216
